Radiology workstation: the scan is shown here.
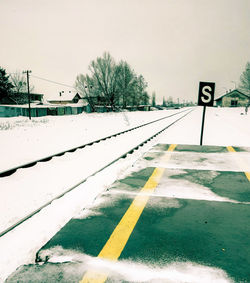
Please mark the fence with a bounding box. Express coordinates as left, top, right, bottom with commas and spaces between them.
0, 104, 151, 118
0, 105, 86, 118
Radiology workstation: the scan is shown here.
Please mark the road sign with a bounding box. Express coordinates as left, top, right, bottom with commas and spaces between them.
198, 81, 215, 145
198, 81, 215, 107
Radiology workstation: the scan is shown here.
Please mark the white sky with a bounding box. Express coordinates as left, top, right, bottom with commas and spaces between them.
1, 0, 250, 102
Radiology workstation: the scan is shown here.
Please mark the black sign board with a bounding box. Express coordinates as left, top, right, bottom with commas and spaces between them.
198, 81, 215, 145
198, 81, 215, 107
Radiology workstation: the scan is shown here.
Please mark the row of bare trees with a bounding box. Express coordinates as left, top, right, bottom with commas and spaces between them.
74, 52, 149, 111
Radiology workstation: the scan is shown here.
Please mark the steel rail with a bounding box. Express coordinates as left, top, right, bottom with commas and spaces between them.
0, 108, 190, 178
0, 108, 193, 238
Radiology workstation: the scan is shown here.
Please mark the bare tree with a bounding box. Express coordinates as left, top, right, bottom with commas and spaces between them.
10, 71, 34, 94
116, 61, 137, 108
134, 75, 148, 106
75, 52, 149, 111
75, 53, 119, 111
89, 52, 119, 110
239, 62, 250, 95
141, 91, 150, 105
151, 92, 156, 106
75, 73, 98, 111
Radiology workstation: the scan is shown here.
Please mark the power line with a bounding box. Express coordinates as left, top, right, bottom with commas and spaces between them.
7, 72, 75, 89
30, 74, 75, 88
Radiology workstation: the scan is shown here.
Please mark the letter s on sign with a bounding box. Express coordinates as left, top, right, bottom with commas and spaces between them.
201, 85, 212, 103
198, 81, 215, 106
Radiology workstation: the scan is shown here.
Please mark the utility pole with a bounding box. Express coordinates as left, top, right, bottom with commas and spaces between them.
23, 70, 32, 119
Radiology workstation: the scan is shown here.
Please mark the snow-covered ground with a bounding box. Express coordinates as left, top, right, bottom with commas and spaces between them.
0, 107, 250, 282
1, 107, 249, 170
0, 109, 189, 235
0, 109, 184, 171
161, 106, 250, 147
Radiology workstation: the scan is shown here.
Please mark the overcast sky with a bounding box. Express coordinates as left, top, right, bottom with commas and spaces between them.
1, 0, 249, 103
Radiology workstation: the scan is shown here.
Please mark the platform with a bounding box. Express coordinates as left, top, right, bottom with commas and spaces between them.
6, 144, 250, 283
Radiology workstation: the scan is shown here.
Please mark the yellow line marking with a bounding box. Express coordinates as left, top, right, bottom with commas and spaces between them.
168, 144, 177, 152
80, 144, 177, 283
227, 146, 235, 152
161, 144, 177, 162
227, 146, 250, 181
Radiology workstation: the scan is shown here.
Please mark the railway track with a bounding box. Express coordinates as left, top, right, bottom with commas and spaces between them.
0, 108, 190, 178
0, 108, 193, 238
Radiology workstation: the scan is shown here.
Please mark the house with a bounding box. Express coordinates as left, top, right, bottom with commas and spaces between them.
0, 92, 44, 105
46, 90, 84, 105
214, 89, 250, 107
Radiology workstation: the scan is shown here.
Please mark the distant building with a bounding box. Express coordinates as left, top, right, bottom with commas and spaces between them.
0, 92, 44, 105
215, 89, 250, 107
46, 90, 83, 105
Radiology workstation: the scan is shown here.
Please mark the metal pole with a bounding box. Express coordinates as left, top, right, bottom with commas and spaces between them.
23, 70, 32, 119
26, 71, 31, 120
200, 106, 206, 145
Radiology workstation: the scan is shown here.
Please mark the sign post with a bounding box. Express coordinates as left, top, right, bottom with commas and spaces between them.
198, 81, 215, 145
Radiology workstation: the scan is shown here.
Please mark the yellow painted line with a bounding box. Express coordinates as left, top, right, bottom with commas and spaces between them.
161, 144, 177, 163
80, 144, 177, 283
227, 146, 250, 181
227, 146, 236, 152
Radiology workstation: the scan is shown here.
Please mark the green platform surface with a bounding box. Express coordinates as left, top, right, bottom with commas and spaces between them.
6, 145, 250, 283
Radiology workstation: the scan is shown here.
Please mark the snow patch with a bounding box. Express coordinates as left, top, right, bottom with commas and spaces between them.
37, 247, 233, 283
